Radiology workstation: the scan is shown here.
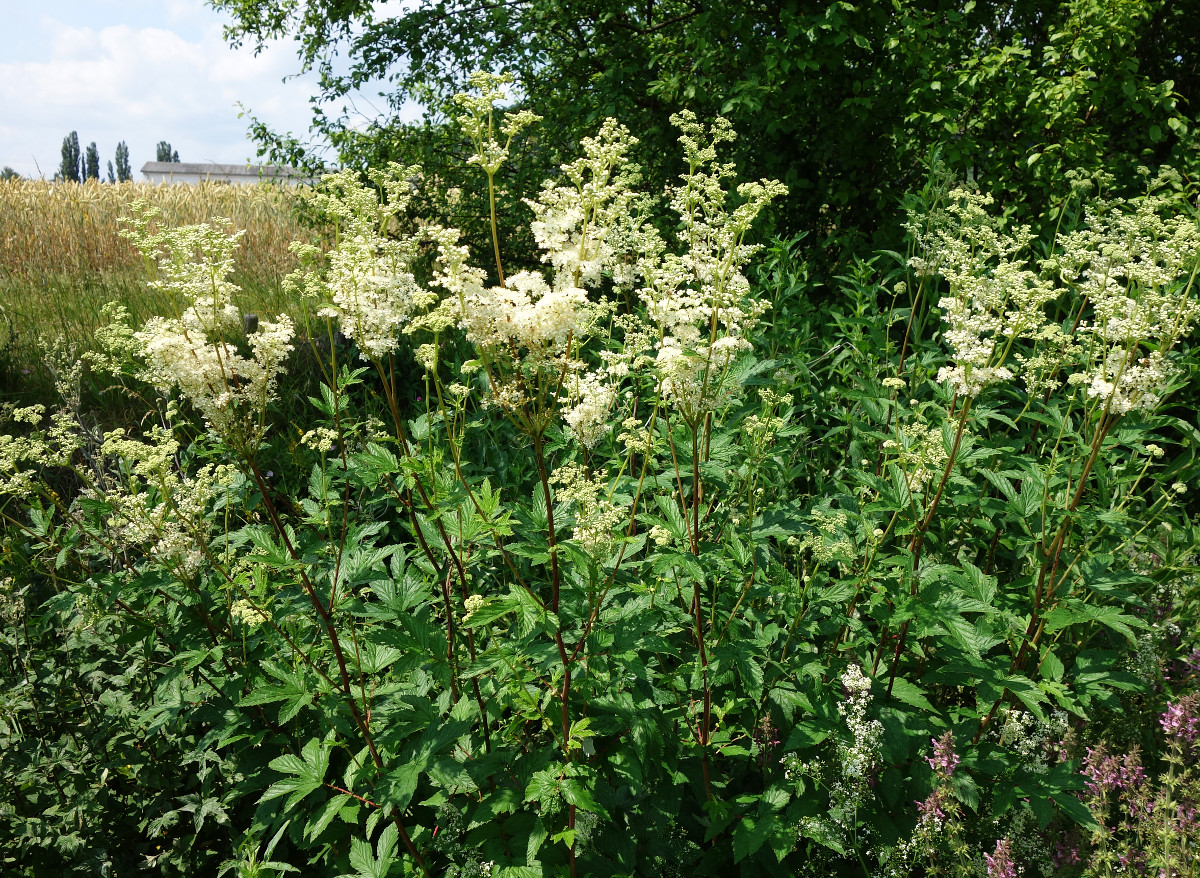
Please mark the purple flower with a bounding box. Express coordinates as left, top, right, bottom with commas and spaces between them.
916, 789, 947, 823
753, 716, 780, 768
1160, 693, 1200, 744
927, 731, 959, 778
1082, 745, 1145, 796
1052, 837, 1081, 867
985, 837, 1018, 878
1184, 648, 1200, 672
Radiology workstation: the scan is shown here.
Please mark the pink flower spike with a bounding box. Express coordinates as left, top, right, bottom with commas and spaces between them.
1161, 694, 1200, 744
927, 731, 960, 777
985, 836, 1018, 878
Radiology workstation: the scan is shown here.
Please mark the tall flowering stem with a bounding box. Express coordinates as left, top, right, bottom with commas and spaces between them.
884, 395, 973, 694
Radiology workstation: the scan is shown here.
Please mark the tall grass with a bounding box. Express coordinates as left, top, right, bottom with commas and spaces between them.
0, 180, 316, 406
1, 179, 307, 280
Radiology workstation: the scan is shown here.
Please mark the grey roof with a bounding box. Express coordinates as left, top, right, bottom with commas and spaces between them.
139, 161, 308, 179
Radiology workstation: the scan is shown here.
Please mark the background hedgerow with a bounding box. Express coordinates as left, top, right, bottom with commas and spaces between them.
1, 75, 1200, 878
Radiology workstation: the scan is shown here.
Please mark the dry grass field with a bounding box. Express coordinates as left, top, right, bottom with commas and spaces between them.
0, 180, 317, 399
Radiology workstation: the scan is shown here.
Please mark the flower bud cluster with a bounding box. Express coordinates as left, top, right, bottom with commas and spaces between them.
93, 427, 236, 576
550, 462, 625, 558
0, 406, 83, 497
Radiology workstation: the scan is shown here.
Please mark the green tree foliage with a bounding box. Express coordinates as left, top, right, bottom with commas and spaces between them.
156, 141, 180, 163
58, 131, 81, 183
214, 0, 1200, 261
114, 141, 132, 181
84, 142, 100, 181
0, 167, 20, 181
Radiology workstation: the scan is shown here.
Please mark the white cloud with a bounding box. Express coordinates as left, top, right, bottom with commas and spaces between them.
0, 4, 324, 177
0, 0, 426, 178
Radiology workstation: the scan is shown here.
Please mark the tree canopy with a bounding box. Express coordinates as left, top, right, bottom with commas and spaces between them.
215, 0, 1200, 257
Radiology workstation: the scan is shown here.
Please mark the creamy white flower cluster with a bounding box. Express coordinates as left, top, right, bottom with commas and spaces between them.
230, 598, 267, 628
459, 271, 600, 362
914, 176, 1200, 415
292, 167, 445, 362
445, 89, 786, 441
996, 707, 1068, 776
136, 310, 294, 443
451, 108, 644, 431
121, 205, 294, 445
800, 506, 854, 564
0, 577, 23, 626
452, 72, 540, 177
526, 118, 643, 291
1048, 180, 1198, 416
633, 113, 787, 424
550, 462, 625, 558
0, 405, 83, 497
1069, 347, 1173, 415
915, 189, 1056, 398
881, 420, 954, 493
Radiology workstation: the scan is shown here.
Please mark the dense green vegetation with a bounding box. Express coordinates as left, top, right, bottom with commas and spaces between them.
3, 4, 1200, 876
217, 0, 1199, 268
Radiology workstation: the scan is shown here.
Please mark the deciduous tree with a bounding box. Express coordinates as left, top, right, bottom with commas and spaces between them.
84, 142, 100, 181
214, 0, 1200, 261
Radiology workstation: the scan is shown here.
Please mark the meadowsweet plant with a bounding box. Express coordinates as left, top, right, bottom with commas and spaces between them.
2, 75, 1200, 878
115, 202, 296, 451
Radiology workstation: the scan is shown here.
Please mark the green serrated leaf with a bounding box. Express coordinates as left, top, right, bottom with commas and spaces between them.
733, 813, 774, 863
306, 794, 352, 842
888, 677, 935, 711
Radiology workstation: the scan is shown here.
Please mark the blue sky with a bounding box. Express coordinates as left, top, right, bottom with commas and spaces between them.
1, 0, 410, 178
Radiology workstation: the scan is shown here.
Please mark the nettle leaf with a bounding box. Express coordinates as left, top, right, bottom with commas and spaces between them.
1038, 648, 1065, 682
380, 762, 421, 812
978, 468, 1017, 501
934, 604, 1003, 660
476, 476, 502, 519
651, 493, 690, 543
239, 685, 291, 708
244, 525, 293, 567
1003, 674, 1048, 720
278, 691, 314, 724
336, 545, 397, 590
1052, 791, 1101, 832
1009, 471, 1046, 520
356, 641, 405, 675
353, 442, 401, 479
888, 677, 935, 712
734, 651, 765, 701
524, 769, 562, 807
732, 813, 774, 863
559, 779, 606, 816
1043, 600, 1144, 641
950, 771, 980, 811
